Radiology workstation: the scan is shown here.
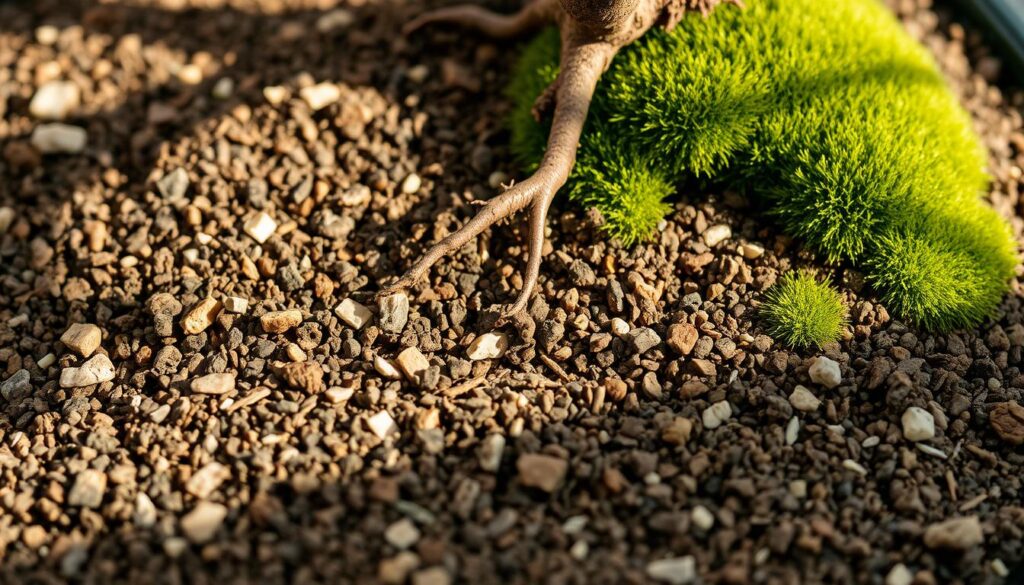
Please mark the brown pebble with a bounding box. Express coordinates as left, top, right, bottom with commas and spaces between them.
261, 309, 303, 334
516, 454, 568, 493
989, 401, 1024, 445
181, 298, 223, 334
60, 323, 103, 357
275, 361, 324, 393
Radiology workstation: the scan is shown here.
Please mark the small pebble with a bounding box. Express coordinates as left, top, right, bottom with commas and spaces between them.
396, 347, 430, 382
300, 82, 341, 111
788, 385, 821, 412
336, 298, 373, 330
31, 123, 87, 154
181, 298, 222, 335
374, 355, 403, 380
212, 77, 234, 99
67, 469, 107, 508
467, 332, 509, 360
379, 293, 410, 333
922, 516, 983, 550
0, 207, 14, 234
385, 519, 421, 549
646, 556, 697, 585
738, 243, 764, 259
190, 373, 236, 395
516, 453, 568, 492
185, 462, 228, 499
60, 354, 115, 388
261, 310, 303, 334
902, 406, 935, 442
368, 410, 398, 439
691, 505, 715, 530
60, 323, 102, 357
401, 173, 422, 194
223, 296, 249, 314
703, 224, 732, 247
244, 212, 278, 243
180, 502, 228, 544
478, 434, 505, 472
808, 356, 842, 388
610, 318, 630, 337
885, 564, 912, 585
29, 80, 80, 120
702, 401, 732, 429
316, 8, 355, 32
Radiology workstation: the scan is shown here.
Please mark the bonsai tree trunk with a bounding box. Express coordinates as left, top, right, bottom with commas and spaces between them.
383, 0, 739, 321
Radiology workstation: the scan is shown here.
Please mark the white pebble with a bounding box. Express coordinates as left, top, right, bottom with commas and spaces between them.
336, 298, 373, 330
177, 64, 203, 85
323, 387, 354, 404
180, 502, 228, 544
610, 317, 630, 337
562, 516, 588, 535
785, 416, 800, 445
701, 401, 732, 429
916, 443, 947, 459
263, 85, 289, 105
569, 540, 589, 560
37, 353, 56, 369
30, 81, 80, 120
368, 410, 398, 439
243, 211, 278, 243
300, 82, 341, 111
31, 123, 87, 154
223, 296, 249, 314
788, 385, 821, 412
0, 207, 15, 235
691, 505, 715, 530
316, 9, 355, 32
467, 332, 509, 361
808, 356, 842, 388
374, 355, 403, 380
901, 406, 935, 442
646, 556, 697, 585
401, 173, 422, 194
478, 433, 506, 472
702, 224, 732, 247
842, 459, 868, 476
134, 492, 157, 528
406, 65, 429, 83
385, 518, 421, 549
861, 436, 880, 448
35, 25, 60, 45
738, 242, 764, 259
885, 564, 913, 585
59, 354, 115, 388
212, 77, 234, 100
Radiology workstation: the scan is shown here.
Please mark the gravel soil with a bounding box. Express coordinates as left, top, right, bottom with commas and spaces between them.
1, 0, 1023, 583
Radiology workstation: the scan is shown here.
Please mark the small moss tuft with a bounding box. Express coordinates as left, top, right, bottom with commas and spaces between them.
761, 272, 848, 348
508, 0, 1018, 331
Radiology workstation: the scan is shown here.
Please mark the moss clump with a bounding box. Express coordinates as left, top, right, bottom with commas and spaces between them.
762, 272, 848, 348
508, 0, 1017, 331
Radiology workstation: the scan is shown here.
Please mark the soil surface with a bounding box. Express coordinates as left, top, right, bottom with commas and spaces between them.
1, 0, 1023, 583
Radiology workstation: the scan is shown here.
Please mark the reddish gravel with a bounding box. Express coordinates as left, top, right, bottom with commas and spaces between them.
0, 0, 1023, 584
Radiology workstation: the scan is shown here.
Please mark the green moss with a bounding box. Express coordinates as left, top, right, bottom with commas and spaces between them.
508, 0, 1018, 331
761, 272, 848, 348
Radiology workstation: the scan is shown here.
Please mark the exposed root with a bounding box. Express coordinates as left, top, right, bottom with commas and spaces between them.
389, 0, 735, 321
